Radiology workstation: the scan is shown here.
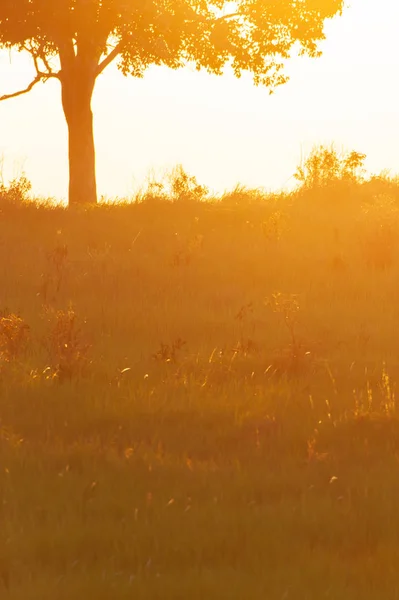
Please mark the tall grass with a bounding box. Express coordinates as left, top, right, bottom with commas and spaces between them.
2, 149, 399, 598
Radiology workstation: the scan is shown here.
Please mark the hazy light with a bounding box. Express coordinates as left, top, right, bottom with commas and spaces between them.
0, 0, 398, 200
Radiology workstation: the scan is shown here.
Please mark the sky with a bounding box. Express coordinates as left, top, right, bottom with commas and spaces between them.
0, 0, 399, 201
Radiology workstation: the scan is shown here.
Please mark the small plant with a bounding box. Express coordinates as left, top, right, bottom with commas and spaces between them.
43, 308, 90, 381
233, 303, 258, 356
0, 313, 30, 363
267, 293, 300, 345
266, 293, 311, 376
0, 174, 32, 206
39, 243, 69, 304
380, 364, 396, 416
138, 165, 208, 204
152, 338, 186, 363
294, 145, 366, 189
169, 165, 208, 203
139, 179, 167, 204
47, 244, 68, 288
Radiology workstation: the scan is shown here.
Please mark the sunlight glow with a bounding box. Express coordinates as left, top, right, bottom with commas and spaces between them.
0, 0, 398, 200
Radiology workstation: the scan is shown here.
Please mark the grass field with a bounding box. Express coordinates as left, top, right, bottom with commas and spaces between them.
2, 157, 399, 598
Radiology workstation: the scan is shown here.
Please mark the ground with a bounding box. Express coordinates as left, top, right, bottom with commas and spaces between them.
2, 178, 399, 598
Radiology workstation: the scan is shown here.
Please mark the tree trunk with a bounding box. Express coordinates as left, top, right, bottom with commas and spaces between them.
61, 70, 97, 206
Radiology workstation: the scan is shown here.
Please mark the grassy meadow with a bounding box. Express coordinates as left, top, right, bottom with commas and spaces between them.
3, 151, 399, 598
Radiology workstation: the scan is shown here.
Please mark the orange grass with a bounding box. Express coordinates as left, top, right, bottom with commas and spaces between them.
1, 160, 399, 598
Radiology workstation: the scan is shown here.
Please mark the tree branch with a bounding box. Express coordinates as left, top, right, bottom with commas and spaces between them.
216, 12, 240, 23
40, 52, 54, 75
0, 43, 61, 102
0, 72, 59, 102
97, 41, 126, 75
22, 41, 62, 80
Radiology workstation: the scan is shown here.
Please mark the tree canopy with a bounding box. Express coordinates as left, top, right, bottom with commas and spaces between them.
0, 1, 345, 204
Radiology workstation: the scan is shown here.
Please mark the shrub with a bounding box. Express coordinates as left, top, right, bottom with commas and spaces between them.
0, 174, 32, 207
138, 165, 208, 204
0, 313, 30, 363
294, 145, 366, 189
43, 308, 90, 381
169, 165, 208, 203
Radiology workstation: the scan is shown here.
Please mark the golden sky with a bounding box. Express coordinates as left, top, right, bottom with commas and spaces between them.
0, 0, 398, 200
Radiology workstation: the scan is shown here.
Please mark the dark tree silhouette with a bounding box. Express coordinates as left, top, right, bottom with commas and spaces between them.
0, 1, 344, 205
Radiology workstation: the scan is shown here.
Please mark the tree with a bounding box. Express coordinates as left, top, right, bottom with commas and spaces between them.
0, 1, 344, 206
